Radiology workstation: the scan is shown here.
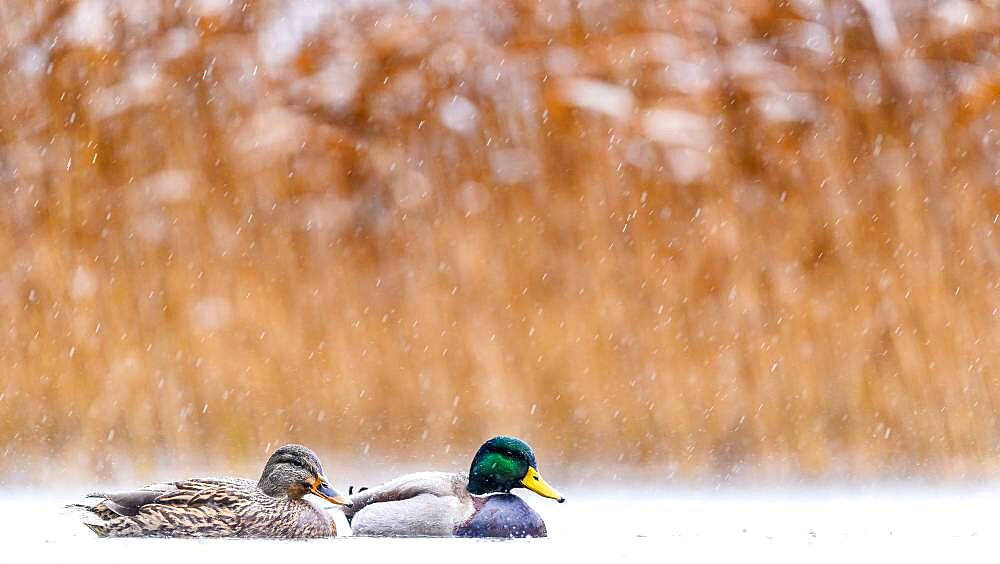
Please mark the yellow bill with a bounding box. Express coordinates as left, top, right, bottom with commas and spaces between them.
311, 475, 352, 506
520, 466, 565, 502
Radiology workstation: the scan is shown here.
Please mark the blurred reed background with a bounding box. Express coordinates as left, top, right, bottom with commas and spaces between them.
0, 0, 996, 483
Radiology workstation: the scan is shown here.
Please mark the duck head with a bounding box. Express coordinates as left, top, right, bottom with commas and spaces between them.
467, 436, 565, 502
257, 444, 351, 507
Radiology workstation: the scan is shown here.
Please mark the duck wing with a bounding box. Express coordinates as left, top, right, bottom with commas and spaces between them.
84, 483, 174, 516
344, 472, 467, 521
86, 478, 250, 516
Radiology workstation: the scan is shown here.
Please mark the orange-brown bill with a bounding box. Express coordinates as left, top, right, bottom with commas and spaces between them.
311, 476, 351, 506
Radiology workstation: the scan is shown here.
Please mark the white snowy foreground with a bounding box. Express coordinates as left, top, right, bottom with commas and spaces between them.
4, 484, 1000, 563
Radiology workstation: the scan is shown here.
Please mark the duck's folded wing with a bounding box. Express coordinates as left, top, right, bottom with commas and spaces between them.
84, 483, 175, 516
345, 472, 465, 519
86, 478, 249, 516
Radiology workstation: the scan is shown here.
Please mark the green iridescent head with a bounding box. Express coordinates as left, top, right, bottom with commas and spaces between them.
467, 436, 565, 502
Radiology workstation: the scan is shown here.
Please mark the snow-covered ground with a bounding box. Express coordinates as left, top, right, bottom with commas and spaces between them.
4, 484, 1000, 562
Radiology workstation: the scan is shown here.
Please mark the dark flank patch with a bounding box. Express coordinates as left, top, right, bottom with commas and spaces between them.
454, 494, 547, 538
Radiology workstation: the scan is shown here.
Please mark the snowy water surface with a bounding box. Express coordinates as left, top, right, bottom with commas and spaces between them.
5, 485, 1000, 563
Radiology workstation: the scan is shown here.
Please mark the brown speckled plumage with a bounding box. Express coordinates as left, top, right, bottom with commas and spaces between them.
73, 444, 345, 538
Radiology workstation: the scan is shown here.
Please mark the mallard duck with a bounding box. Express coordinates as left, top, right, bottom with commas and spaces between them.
73, 444, 350, 538
344, 436, 564, 538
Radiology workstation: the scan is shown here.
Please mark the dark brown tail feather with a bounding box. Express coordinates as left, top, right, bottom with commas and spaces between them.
83, 522, 109, 538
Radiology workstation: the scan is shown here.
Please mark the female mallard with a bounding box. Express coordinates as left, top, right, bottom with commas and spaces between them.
74, 444, 350, 538
344, 436, 564, 538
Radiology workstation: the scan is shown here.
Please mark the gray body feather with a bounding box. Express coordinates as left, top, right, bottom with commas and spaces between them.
346, 472, 475, 537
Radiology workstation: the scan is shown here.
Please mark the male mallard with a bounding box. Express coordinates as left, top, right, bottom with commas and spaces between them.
73, 444, 350, 538
344, 436, 564, 538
